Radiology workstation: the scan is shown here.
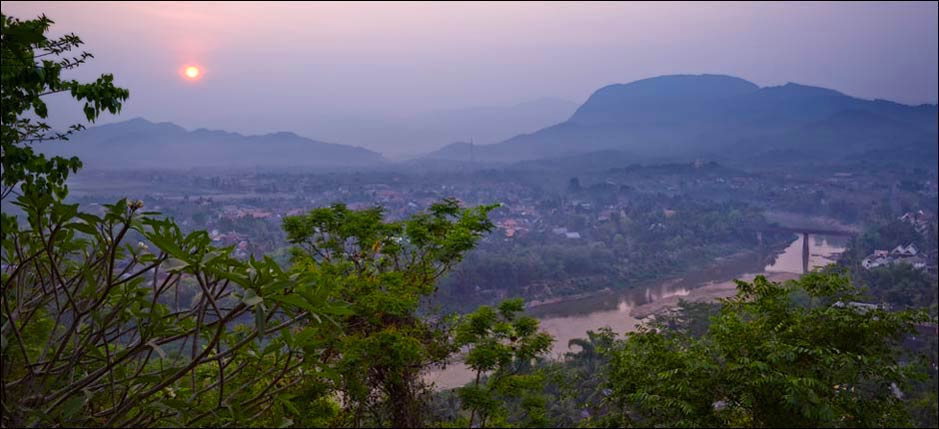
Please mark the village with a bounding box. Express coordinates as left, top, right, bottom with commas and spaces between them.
52, 161, 936, 313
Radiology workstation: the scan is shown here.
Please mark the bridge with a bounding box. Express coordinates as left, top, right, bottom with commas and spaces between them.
765, 225, 857, 237
760, 210, 860, 273
763, 225, 858, 274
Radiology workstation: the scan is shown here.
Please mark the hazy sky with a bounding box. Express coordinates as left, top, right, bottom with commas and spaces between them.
5, 1, 938, 139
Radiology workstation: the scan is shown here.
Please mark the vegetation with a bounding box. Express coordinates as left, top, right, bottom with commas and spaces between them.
437, 197, 786, 312
0, 192, 336, 427
280, 199, 497, 427
431, 274, 937, 428
1, 13, 496, 427
3, 12, 936, 429
452, 298, 553, 428
839, 219, 938, 312
599, 272, 930, 427
1, 14, 128, 200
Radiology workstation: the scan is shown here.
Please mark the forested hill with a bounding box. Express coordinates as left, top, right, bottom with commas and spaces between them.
40, 118, 386, 169
426, 74, 938, 165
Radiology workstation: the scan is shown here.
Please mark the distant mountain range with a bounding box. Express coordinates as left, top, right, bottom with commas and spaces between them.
41, 118, 385, 170
426, 74, 938, 165
41, 75, 938, 170
296, 98, 580, 158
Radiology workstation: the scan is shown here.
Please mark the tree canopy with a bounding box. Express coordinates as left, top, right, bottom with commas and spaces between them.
600, 272, 931, 428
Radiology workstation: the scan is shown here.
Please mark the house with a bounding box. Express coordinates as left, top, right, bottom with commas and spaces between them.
891, 243, 918, 257
497, 219, 528, 238
862, 245, 927, 271
832, 301, 887, 313
899, 210, 932, 233
899, 211, 920, 223
862, 250, 890, 269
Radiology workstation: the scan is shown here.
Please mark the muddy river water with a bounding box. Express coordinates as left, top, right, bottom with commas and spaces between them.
425, 234, 848, 390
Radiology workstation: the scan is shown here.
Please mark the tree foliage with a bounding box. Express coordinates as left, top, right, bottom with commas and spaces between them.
1, 14, 334, 428
600, 272, 932, 428
0, 191, 344, 427
282, 199, 498, 427
1, 13, 129, 200
5, 10, 935, 429
453, 298, 554, 428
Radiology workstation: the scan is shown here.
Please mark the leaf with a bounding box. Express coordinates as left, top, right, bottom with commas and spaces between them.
60, 394, 87, 420
210, 269, 250, 287
146, 233, 188, 259
201, 249, 228, 265
243, 289, 263, 307
261, 280, 294, 295
322, 303, 354, 316
163, 258, 189, 272
65, 221, 98, 236
256, 304, 267, 337
268, 294, 314, 312
262, 341, 282, 356
293, 327, 318, 347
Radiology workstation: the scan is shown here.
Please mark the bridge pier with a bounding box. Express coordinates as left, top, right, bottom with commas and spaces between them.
802, 232, 809, 274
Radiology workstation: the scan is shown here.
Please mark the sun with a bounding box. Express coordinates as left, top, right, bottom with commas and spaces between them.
184, 66, 200, 79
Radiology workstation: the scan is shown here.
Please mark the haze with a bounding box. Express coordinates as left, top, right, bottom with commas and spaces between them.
3, 1, 937, 156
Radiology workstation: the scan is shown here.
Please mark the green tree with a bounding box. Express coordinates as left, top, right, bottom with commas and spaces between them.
282, 199, 498, 427
600, 272, 932, 427
0, 193, 343, 427
1, 13, 129, 200
1, 14, 336, 427
453, 298, 554, 428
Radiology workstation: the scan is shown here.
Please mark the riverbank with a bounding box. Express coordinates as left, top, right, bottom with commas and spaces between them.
628, 271, 800, 319
526, 243, 786, 317
426, 233, 846, 390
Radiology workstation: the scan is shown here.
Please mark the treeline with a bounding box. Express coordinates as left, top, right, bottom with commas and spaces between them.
437, 197, 788, 311
839, 218, 938, 311
430, 275, 937, 427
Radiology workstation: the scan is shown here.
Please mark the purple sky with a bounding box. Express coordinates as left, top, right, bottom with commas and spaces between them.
4, 1, 938, 145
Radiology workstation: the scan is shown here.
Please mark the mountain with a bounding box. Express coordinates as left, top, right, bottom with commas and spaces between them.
424, 74, 938, 165
40, 118, 385, 170
295, 98, 580, 159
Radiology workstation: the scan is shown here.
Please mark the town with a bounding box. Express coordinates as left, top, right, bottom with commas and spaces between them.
61, 159, 938, 311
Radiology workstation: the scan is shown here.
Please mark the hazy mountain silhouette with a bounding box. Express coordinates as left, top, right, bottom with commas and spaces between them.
426, 74, 938, 164
297, 98, 580, 158
41, 118, 385, 170
42, 76, 938, 170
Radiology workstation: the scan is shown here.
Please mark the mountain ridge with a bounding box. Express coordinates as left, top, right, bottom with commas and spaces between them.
41, 118, 386, 170
425, 74, 938, 164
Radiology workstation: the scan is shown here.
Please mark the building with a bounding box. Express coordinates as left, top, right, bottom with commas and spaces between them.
862, 244, 926, 270
891, 243, 918, 257
862, 250, 890, 269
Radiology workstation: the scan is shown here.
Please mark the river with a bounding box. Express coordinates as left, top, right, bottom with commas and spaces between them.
425, 233, 848, 390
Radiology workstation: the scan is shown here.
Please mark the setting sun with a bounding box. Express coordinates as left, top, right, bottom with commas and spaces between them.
184, 66, 200, 79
